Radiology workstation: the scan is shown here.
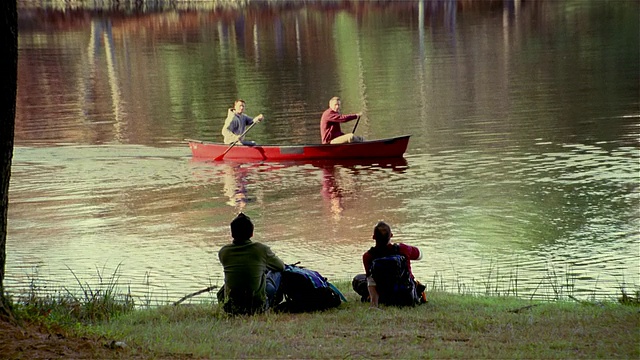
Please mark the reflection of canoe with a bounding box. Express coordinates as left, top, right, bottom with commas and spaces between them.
186, 135, 410, 161
307, 157, 408, 172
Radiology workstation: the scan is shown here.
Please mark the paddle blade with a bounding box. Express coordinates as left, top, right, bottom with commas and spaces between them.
214, 149, 230, 161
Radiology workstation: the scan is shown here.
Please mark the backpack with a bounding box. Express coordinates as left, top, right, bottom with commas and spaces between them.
369, 245, 419, 307
276, 264, 346, 313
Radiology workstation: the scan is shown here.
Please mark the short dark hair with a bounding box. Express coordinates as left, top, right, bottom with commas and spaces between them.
230, 212, 253, 240
373, 221, 391, 247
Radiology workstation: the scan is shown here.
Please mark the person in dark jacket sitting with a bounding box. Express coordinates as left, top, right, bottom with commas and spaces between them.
218, 213, 285, 314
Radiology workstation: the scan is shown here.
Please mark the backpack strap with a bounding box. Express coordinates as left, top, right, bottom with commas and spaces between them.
368, 243, 403, 259
327, 282, 347, 302
391, 243, 401, 255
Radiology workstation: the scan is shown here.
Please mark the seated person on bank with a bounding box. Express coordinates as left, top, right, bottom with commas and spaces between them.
320, 96, 364, 144
221, 99, 264, 145
218, 213, 285, 315
352, 221, 426, 307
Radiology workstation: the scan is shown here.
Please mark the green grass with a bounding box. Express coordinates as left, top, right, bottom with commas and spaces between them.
79, 282, 639, 359
10, 263, 135, 328
6, 267, 639, 359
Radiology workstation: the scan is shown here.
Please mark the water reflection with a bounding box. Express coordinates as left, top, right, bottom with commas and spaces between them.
190, 159, 262, 211
86, 18, 125, 138
316, 158, 409, 220
216, 158, 410, 218
10, 1, 640, 302
222, 163, 251, 211
319, 164, 345, 220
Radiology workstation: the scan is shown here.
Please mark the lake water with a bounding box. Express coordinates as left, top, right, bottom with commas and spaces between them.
7, 0, 639, 305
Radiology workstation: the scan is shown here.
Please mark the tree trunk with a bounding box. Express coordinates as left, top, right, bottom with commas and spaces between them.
0, 0, 18, 321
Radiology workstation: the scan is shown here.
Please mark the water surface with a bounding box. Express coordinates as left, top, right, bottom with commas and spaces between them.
8, 0, 639, 304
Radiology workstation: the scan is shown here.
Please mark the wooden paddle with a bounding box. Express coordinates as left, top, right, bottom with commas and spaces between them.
215, 121, 259, 161
351, 114, 361, 134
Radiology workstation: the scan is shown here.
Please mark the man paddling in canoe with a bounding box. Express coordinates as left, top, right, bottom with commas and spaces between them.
320, 96, 365, 144
221, 99, 264, 145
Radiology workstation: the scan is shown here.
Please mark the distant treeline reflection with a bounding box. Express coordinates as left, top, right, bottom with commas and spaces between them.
18, 0, 528, 15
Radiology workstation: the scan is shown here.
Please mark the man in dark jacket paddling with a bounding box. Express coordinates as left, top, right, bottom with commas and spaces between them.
218, 213, 285, 315
221, 99, 264, 145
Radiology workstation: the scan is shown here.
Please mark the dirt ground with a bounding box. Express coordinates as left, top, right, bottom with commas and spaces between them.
0, 319, 148, 360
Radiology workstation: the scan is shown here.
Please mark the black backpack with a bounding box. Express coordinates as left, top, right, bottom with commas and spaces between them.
276, 264, 346, 313
369, 245, 418, 306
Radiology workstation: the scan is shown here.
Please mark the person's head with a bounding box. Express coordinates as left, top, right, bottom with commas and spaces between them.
230, 212, 254, 240
233, 99, 246, 114
372, 221, 393, 247
328, 97, 341, 113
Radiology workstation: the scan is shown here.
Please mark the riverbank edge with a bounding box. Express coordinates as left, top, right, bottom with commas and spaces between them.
2, 281, 639, 359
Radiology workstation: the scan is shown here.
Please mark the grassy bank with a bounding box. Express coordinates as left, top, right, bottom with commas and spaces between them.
6, 281, 638, 359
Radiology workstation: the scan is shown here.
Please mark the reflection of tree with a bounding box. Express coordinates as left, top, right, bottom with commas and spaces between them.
19, 1, 631, 148
333, 12, 369, 134
84, 19, 125, 140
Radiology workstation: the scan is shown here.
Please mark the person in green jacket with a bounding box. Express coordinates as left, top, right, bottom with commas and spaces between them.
218, 213, 285, 315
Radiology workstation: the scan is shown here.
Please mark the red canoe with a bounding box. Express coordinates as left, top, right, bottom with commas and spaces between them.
186, 135, 410, 161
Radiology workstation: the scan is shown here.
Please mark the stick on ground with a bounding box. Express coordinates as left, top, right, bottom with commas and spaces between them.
173, 285, 218, 306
